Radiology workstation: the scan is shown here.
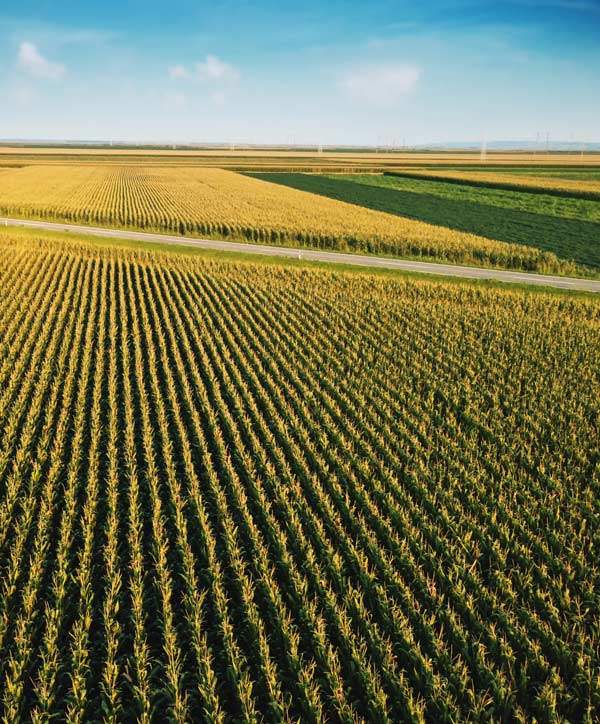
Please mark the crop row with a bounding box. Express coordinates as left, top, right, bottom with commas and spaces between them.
0, 232, 599, 721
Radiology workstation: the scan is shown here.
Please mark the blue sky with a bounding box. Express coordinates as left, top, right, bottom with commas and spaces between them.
1, 1, 599, 144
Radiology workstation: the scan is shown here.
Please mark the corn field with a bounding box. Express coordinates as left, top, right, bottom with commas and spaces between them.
0, 165, 575, 273
0, 232, 599, 722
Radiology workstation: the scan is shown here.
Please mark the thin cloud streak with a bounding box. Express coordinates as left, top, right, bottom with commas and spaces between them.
17, 41, 65, 79
341, 63, 422, 105
196, 55, 240, 83
169, 64, 189, 79
168, 55, 240, 84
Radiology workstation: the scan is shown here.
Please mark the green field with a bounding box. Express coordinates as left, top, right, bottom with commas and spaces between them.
0, 230, 598, 722
332, 173, 600, 222
414, 166, 600, 180
251, 172, 600, 271
463, 169, 600, 181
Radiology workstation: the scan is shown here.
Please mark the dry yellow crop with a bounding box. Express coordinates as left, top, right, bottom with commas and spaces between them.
0, 164, 577, 273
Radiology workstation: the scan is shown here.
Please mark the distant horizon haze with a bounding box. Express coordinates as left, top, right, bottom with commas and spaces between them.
1, 139, 599, 152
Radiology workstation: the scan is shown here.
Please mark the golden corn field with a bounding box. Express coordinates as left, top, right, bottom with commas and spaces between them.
0, 165, 576, 273
0, 231, 599, 722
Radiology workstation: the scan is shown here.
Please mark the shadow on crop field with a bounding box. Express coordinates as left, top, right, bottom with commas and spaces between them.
252, 173, 600, 271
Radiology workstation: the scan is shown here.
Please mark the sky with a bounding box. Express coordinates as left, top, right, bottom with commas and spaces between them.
1, 1, 599, 145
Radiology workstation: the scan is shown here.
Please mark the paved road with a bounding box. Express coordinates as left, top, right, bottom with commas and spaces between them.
2, 217, 599, 292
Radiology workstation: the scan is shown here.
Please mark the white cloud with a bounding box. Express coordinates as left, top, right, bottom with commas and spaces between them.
341, 64, 421, 105
17, 41, 65, 80
169, 64, 189, 79
168, 55, 240, 103
195, 55, 240, 83
169, 55, 240, 84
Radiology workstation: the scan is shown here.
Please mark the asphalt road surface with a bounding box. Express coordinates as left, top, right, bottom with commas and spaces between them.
2, 217, 599, 292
